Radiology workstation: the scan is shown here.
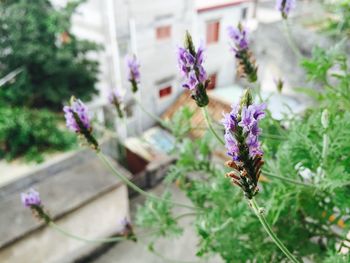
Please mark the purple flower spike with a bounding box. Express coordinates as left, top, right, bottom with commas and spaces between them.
63, 98, 90, 132
21, 189, 41, 208
222, 89, 265, 199
126, 55, 141, 83
276, 0, 296, 18
108, 88, 123, 104
176, 32, 209, 107
227, 25, 249, 52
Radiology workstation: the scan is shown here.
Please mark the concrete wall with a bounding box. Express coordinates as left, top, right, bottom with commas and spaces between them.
115, 0, 195, 132
0, 187, 129, 263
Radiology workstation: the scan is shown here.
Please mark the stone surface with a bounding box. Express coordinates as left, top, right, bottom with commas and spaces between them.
0, 148, 131, 263
0, 186, 129, 263
90, 184, 223, 263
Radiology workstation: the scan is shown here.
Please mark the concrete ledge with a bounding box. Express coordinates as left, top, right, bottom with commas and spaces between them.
0, 147, 132, 263
0, 186, 129, 263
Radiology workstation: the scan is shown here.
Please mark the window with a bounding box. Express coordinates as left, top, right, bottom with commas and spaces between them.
156, 25, 171, 40
241, 7, 248, 20
159, 85, 172, 98
206, 20, 220, 44
207, 73, 217, 90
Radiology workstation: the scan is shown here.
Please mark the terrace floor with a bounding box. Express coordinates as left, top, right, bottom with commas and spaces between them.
89, 183, 223, 263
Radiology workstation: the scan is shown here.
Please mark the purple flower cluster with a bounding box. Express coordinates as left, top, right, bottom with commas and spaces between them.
227, 24, 257, 83
21, 189, 41, 207
276, 0, 296, 18
177, 45, 207, 91
227, 25, 249, 53
126, 55, 141, 83
108, 88, 123, 104
108, 88, 124, 118
222, 102, 266, 160
63, 98, 91, 132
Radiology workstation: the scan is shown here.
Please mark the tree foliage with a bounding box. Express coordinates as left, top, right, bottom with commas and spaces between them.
0, 0, 99, 110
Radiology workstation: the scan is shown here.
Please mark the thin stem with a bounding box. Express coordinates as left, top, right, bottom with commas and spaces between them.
49, 222, 127, 243
132, 94, 169, 128
249, 198, 300, 263
97, 152, 197, 210
262, 170, 315, 188
48, 210, 198, 244
211, 218, 234, 233
201, 106, 225, 146
283, 19, 302, 59
174, 212, 199, 221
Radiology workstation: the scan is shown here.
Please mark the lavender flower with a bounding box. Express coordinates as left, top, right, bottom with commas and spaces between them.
177, 31, 209, 107
227, 26, 249, 52
21, 189, 41, 207
276, 0, 296, 19
238, 103, 266, 135
20, 189, 51, 223
63, 96, 99, 150
126, 55, 141, 93
119, 217, 137, 241
224, 132, 239, 160
222, 89, 266, 199
63, 98, 90, 132
108, 88, 124, 118
221, 112, 236, 132
227, 24, 258, 83
246, 134, 263, 157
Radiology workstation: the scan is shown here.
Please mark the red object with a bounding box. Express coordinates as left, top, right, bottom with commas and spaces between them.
206, 21, 220, 44
207, 73, 217, 90
159, 86, 172, 98
156, 25, 171, 39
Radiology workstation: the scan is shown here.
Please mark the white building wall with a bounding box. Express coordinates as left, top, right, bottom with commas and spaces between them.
195, 2, 253, 89
115, 0, 196, 132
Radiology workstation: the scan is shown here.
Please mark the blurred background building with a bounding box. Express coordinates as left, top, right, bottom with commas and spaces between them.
52, 0, 254, 135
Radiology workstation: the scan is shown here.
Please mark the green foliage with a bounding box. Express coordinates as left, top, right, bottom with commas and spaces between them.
300, 43, 350, 110
322, 0, 350, 38
0, 107, 75, 162
0, 0, 99, 111
135, 38, 350, 261
135, 191, 183, 238
165, 106, 195, 144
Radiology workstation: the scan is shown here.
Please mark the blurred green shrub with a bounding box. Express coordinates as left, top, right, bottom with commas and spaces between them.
0, 107, 76, 162
0, 0, 99, 111
0, 0, 99, 161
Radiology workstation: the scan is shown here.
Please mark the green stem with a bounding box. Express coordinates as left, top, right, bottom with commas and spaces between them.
249, 198, 300, 263
263, 170, 315, 188
201, 106, 225, 146
49, 222, 127, 243
97, 152, 197, 210
132, 94, 169, 128
48, 212, 196, 244
211, 218, 234, 233
283, 19, 302, 59
174, 212, 199, 221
